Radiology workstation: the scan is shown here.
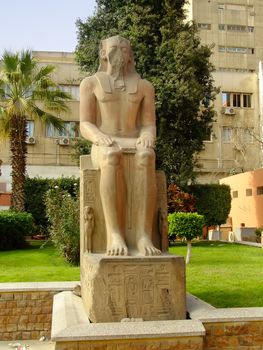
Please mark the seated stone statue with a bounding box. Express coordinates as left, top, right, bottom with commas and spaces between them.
80, 35, 161, 256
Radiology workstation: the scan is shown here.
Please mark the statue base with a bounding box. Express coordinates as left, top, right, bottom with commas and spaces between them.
51, 292, 205, 350
81, 253, 186, 323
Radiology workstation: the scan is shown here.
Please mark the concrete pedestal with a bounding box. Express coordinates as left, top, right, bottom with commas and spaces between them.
51, 292, 205, 350
81, 254, 186, 323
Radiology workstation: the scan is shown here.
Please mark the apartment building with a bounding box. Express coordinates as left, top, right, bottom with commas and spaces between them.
186, 0, 263, 183
0, 51, 84, 192
2, 2, 263, 191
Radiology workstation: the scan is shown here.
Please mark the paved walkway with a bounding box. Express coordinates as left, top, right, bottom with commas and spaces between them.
234, 240, 262, 247
0, 340, 55, 350
220, 240, 262, 247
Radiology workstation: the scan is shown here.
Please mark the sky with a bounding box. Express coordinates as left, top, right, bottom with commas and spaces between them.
0, 0, 97, 56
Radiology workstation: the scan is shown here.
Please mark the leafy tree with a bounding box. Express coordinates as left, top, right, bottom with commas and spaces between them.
71, 137, 91, 165
76, 0, 216, 185
0, 51, 71, 211
168, 212, 204, 264
188, 184, 231, 227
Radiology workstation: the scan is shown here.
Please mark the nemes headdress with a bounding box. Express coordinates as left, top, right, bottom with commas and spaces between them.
98, 35, 137, 74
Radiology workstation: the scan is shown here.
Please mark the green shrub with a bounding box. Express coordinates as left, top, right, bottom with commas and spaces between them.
25, 177, 79, 233
0, 211, 33, 250
71, 137, 91, 165
255, 228, 263, 243
167, 184, 196, 214
188, 184, 231, 227
168, 212, 204, 264
45, 186, 80, 265
168, 212, 204, 241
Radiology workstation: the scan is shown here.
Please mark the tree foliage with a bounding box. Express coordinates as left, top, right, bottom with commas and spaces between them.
168, 212, 204, 263
167, 184, 196, 214
45, 185, 80, 265
76, 0, 216, 185
0, 51, 71, 211
188, 184, 231, 227
25, 177, 79, 231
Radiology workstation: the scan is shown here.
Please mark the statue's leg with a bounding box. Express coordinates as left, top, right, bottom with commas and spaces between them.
134, 148, 161, 256
99, 148, 128, 256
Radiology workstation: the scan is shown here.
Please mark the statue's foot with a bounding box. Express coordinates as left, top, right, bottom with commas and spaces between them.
137, 235, 161, 256
107, 234, 128, 256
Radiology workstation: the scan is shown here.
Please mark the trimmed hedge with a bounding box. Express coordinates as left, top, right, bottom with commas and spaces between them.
25, 177, 79, 231
187, 184, 231, 227
0, 211, 33, 250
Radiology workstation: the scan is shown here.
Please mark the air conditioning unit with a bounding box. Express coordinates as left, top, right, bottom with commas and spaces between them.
224, 107, 235, 115
59, 137, 70, 146
26, 136, 36, 144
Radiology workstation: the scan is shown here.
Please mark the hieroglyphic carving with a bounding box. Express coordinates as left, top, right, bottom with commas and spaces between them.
83, 171, 96, 205
106, 261, 172, 321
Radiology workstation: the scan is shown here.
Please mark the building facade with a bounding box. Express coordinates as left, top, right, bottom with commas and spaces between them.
220, 168, 263, 240
2, 3, 263, 190
186, 0, 263, 183
0, 51, 84, 192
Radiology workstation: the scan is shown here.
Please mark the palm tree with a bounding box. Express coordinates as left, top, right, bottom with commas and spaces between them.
0, 50, 71, 211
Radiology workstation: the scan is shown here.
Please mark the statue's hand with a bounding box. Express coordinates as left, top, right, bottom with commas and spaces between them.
136, 135, 155, 149
94, 132, 113, 147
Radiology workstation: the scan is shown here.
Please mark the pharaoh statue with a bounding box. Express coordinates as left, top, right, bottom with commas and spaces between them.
80, 35, 161, 257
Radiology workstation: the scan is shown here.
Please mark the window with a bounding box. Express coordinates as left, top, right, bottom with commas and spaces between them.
233, 94, 241, 107
222, 127, 232, 142
227, 25, 247, 32
59, 85, 80, 100
232, 191, 238, 198
243, 94, 251, 108
219, 24, 225, 30
246, 189, 252, 196
242, 128, 253, 143
46, 121, 79, 138
203, 130, 213, 142
219, 46, 254, 54
257, 186, 263, 195
26, 121, 34, 137
221, 92, 252, 108
198, 23, 211, 30
218, 67, 255, 73
227, 4, 246, 11
222, 92, 231, 107
248, 26, 254, 33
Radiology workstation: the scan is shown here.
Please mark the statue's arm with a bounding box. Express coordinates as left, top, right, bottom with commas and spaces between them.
79, 77, 113, 146
137, 81, 156, 149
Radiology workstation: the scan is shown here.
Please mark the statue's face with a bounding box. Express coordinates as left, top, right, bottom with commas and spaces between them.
104, 37, 131, 69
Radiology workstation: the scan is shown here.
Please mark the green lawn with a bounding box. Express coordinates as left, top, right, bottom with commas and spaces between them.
0, 241, 79, 282
170, 241, 263, 308
0, 240, 262, 308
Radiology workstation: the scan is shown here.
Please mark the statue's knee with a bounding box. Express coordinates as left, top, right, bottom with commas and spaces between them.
136, 149, 155, 167
102, 150, 122, 167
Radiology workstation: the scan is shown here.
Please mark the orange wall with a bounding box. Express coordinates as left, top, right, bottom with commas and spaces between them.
220, 168, 263, 229
0, 193, 11, 206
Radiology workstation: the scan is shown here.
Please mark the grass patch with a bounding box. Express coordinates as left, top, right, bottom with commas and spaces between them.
1, 240, 262, 308
0, 241, 79, 282
170, 241, 263, 308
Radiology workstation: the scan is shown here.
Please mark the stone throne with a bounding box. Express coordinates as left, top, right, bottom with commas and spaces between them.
80, 153, 186, 323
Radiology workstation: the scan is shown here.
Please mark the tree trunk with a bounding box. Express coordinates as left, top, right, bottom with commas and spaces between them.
186, 240, 192, 264
10, 115, 27, 211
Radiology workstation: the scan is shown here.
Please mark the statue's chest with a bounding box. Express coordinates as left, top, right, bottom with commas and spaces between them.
95, 89, 141, 107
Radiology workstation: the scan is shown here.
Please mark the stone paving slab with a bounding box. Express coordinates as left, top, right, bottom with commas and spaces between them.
0, 340, 55, 350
